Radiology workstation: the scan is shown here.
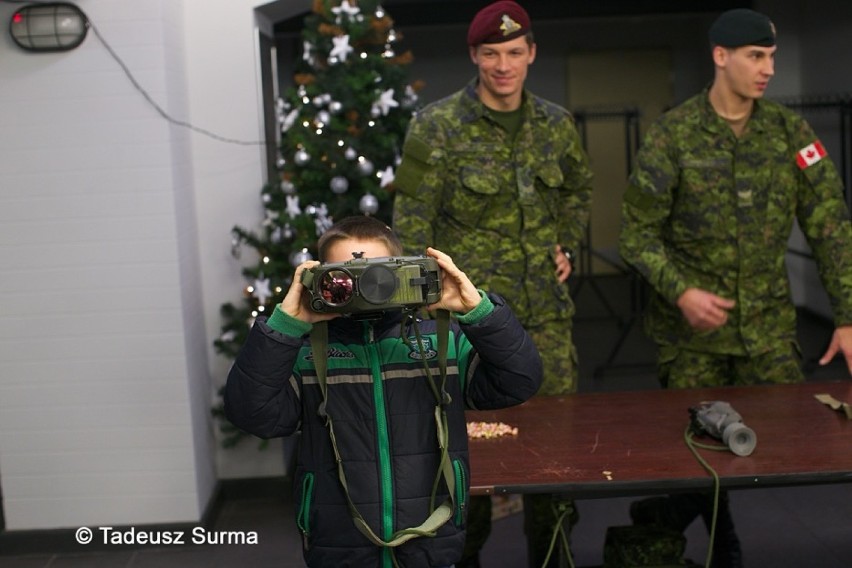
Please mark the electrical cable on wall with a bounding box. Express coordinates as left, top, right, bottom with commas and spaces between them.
2, 0, 269, 146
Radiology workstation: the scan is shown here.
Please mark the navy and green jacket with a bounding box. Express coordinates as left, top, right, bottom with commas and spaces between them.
225, 292, 542, 568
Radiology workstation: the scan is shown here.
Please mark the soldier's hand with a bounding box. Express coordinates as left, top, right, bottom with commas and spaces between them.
818, 325, 852, 376
676, 288, 735, 331
425, 247, 482, 314
553, 244, 573, 283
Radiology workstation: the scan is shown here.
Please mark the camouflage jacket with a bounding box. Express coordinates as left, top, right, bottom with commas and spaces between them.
392, 79, 593, 327
620, 88, 852, 355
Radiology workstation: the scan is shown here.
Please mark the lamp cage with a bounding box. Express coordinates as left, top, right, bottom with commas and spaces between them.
10, 3, 88, 52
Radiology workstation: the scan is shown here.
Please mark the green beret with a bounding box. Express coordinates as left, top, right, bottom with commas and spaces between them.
709, 9, 776, 48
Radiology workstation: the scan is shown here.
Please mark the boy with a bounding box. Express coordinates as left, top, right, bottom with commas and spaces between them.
225, 216, 543, 568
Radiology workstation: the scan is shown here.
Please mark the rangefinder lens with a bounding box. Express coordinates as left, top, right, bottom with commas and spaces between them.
359, 265, 398, 304
319, 269, 354, 306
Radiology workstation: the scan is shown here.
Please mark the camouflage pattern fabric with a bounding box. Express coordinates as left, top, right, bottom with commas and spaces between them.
658, 342, 804, 389
603, 525, 693, 567
393, 78, 593, 336
527, 320, 579, 395
620, 88, 852, 362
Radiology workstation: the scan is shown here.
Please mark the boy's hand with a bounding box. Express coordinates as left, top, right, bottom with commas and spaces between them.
425, 247, 482, 314
281, 261, 339, 324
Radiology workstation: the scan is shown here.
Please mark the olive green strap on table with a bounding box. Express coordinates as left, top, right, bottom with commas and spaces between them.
309, 312, 456, 549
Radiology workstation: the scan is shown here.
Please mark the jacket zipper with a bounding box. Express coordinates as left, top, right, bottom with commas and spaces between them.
452, 460, 467, 525
364, 322, 394, 567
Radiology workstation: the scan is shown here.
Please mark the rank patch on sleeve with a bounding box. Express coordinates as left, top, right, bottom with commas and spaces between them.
796, 140, 827, 170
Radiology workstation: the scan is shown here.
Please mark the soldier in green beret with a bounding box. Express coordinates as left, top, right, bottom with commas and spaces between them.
619, 8, 852, 567
392, 1, 593, 566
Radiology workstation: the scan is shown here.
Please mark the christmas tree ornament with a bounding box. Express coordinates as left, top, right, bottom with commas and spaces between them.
317, 110, 331, 125
281, 109, 299, 132
290, 248, 313, 267
379, 165, 396, 188
345, 147, 357, 160
263, 209, 280, 227
305, 204, 317, 215
402, 84, 419, 108
280, 179, 296, 194
276, 156, 287, 168
329, 100, 343, 114
262, 193, 272, 204
329, 35, 353, 63
357, 157, 374, 175
270, 227, 282, 243
375, 5, 386, 18
374, 88, 399, 116
286, 195, 302, 219
250, 276, 273, 305
332, 0, 360, 22
294, 149, 311, 165
330, 176, 350, 194
282, 223, 295, 240
312, 95, 325, 107
314, 204, 334, 235
359, 193, 380, 214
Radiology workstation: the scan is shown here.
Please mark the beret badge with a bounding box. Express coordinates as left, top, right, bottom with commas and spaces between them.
500, 14, 522, 37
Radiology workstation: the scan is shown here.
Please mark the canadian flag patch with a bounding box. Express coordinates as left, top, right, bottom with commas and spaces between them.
796, 140, 827, 169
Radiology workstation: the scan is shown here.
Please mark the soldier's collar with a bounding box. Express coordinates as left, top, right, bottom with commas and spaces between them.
703, 85, 771, 133
464, 79, 537, 123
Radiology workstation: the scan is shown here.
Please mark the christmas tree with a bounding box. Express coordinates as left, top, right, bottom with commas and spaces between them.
213, 0, 420, 447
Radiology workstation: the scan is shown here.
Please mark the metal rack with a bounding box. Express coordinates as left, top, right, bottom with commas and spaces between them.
571, 107, 646, 377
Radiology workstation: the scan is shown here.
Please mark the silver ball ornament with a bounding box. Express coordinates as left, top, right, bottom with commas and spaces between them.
357, 158, 374, 175
359, 193, 379, 214
290, 248, 313, 267
280, 179, 296, 194
330, 176, 350, 194
294, 149, 311, 165
329, 100, 343, 114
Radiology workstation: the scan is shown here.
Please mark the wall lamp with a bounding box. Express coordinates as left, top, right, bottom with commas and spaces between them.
9, 2, 89, 52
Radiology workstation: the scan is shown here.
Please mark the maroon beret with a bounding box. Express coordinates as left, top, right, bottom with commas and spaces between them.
467, 1, 531, 46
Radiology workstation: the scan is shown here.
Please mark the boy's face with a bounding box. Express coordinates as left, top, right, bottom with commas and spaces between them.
325, 239, 392, 263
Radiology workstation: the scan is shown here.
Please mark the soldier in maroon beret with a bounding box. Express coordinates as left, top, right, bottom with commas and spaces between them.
394, 2, 594, 567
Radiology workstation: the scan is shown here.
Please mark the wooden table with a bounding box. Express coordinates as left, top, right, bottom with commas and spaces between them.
466, 381, 852, 497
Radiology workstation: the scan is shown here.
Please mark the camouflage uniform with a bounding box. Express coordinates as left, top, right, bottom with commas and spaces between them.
393, 78, 593, 568
620, 88, 852, 387
393, 78, 593, 394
